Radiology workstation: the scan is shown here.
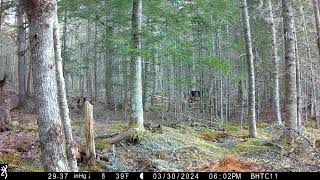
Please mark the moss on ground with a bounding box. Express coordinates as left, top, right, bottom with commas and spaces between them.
0, 153, 43, 172
96, 139, 111, 150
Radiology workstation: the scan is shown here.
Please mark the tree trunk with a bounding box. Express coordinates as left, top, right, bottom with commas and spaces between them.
0, 94, 11, 132
24, 0, 69, 171
26, 58, 32, 97
242, 0, 257, 138
94, 23, 98, 100
293, 20, 302, 131
313, 0, 320, 59
84, 100, 96, 162
105, 29, 114, 109
129, 0, 144, 131
62, 0, 68, 91
282, 0, 298, 139
300, 4, 311, 129
53, 6, 78, 172
267, 0, 282, 125
17, 1, 26, 106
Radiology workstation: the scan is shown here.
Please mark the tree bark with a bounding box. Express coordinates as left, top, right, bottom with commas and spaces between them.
17, 1, 26, 106
282, 0, 298, 138
242, 0, 257, 138
105, 26, 114, 109
129, 0, 144, 131
313, 0, 320, 59
53, 5, 78, 172
300, 4, 310, 129
267, 0, 282, 125
24, 0, 69, 171
84, 100, 96, 162
62, 0, 68, 91
293, 20, 302, 131
0, 94, 11, 132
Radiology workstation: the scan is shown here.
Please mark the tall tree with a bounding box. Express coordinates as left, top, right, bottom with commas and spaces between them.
17, 0, 26, 105
313, 0, 320, 59
267, 0, 282, 125
129, 0, 144, 131
242, 0, 257, 138
23, 0, 69, 171
282, 0, 298, 139
53, 2, 78, 172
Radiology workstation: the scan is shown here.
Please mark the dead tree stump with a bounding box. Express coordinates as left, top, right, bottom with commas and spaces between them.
0, 93, 11, 132
84, 100, 96, 164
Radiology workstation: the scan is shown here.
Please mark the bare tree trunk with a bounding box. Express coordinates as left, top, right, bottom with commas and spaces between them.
282, 0, 298, 140
93, 23, 98, 100
53, 6, 78, 172
24, 0, 69, 171
313, 0, 320, 59
62, 0, 68, 91
242, 0, 257, 138
239, 80, 245, 129
293, 20, 302, 131
300, 4, 311, 129
84, 100, 96, 163
267, 0, 282, 125
85, 20, 92, 97
105, 31, 114, 108
17, 1, 26, 106
129, 0, 144, 131
26, 59, 32, 97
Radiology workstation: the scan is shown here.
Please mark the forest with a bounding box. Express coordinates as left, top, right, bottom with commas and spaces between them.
0, 0, 320, 174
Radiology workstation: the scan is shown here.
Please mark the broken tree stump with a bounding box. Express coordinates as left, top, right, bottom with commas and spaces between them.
84, 100, 96, 163
0, 93, 11, 132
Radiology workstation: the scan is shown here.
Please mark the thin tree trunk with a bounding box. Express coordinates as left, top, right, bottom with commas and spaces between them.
300, 4, 311, 129
26, 60, 32, 97
53, 6, 78, 172
267, 0, 282, 125
129, 0, 144, 131
93, 23, 98, 100
17, 1, 26, 105
242, 0, 257, 138
24, 0, 69, 171
105, 28, 114, 109
62, 0, 68, 90
293, 20, 302, 131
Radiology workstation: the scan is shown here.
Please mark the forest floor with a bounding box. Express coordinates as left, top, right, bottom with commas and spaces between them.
1, 103, 320, 172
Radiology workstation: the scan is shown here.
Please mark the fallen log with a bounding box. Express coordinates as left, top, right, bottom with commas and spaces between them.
0, 147, 17, 153
95, 132, 119, 140
109, 128, 137, 144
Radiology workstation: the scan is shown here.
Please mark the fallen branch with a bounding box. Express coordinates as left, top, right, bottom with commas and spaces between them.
0, 147, 17, 153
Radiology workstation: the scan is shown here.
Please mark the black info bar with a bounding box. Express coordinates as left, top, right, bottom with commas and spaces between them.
1, 172, 320, 180
1, 165, 319, 180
